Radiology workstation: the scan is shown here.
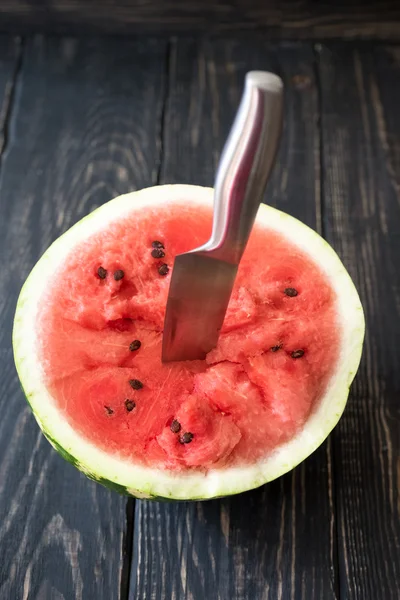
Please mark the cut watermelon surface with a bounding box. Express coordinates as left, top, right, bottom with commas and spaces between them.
13, 185, 365, 500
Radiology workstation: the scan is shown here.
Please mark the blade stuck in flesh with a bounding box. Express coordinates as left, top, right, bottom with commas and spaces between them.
162, 71, 284, 362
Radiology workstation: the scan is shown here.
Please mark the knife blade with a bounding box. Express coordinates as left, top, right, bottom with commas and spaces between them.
162, 71, 283, 362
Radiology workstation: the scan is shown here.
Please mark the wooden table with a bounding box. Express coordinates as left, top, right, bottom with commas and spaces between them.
0, 34, 399, 599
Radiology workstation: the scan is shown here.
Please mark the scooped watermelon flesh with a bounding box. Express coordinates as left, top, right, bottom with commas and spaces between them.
38, 201, 339, 471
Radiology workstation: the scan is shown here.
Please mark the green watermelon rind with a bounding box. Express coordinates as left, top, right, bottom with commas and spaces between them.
13, 185, 365, 501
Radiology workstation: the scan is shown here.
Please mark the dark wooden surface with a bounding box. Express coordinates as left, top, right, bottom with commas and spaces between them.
318, 43, 400, 600
0, 34, 399, 600
1, 1, 400, 39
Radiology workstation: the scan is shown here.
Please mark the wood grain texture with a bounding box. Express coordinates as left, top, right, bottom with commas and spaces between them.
0, 36, 20, 155
0, 35, 167, 599
0, 0, 400, 39
317, 43, 400, 599
130, 39, 339, 600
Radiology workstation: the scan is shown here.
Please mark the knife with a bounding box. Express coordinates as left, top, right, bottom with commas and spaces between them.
162, 71, 284, 362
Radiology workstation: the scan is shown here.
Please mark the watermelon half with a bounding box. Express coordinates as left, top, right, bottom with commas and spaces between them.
13, 185, 364, 500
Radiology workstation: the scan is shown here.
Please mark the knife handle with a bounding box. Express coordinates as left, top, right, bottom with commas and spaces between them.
208, 71, 283, 264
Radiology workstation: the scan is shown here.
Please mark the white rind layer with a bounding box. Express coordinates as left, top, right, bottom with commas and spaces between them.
13, 185, 365, 500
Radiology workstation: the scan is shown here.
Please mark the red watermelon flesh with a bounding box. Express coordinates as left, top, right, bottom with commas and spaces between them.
38, 202, 339, 471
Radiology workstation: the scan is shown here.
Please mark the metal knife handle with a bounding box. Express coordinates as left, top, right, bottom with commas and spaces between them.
207, 71, 283, 264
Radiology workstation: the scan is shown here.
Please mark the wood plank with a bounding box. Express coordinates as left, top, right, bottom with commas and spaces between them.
0, 35, 167, 599
0, 0, 400, 39
317, 43, 400, 599
0, 36, 20, 153
130, 39, 339, 600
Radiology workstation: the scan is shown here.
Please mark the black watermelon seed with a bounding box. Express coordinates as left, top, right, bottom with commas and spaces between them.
125, 399, 136, 412
104, 405, 114, 415
284, 287, 298, 297
179, 432, 194, 444
129, 340, 141, 352
271, 344, 282, 352
151, 247, 165, 259
152, 240, 165, 249
97, 266, 107, 279
170, 419, 181, 434
129, 379, 143, 390
291, 349, 305, 359
158, 263, 169, 276
114, 269, 125, 281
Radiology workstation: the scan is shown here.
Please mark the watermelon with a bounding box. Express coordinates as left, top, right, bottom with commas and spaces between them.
13, 185, 364, 500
